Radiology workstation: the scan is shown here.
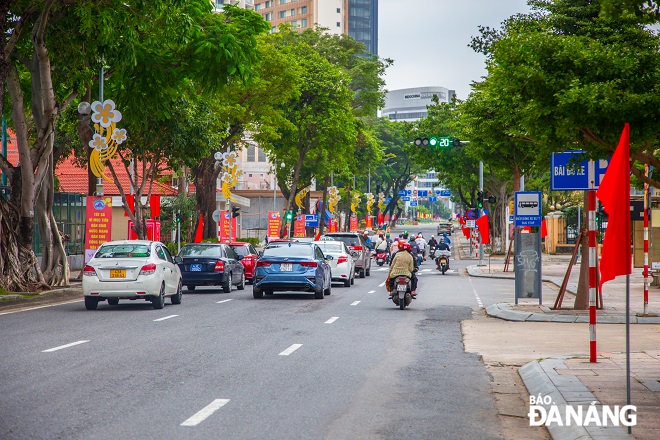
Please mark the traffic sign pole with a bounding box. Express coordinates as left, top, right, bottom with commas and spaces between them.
588, 190, 597, 363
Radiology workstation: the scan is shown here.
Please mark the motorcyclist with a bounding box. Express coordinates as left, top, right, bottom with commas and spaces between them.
363, 231, 373, 250
435, 237, 451, 269
387, 241, 418, 297
442, 232, 452, 247
374, 233, 388, 252
408, 235, 421, 266
415, 233, 427, 260
428, 235, 438, 248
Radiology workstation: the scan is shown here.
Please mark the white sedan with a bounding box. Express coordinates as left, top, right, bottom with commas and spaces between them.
82, 240, 182, 310
313, 240, 356, 287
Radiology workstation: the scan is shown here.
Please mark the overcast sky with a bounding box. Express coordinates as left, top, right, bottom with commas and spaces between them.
379, 0, 532, 100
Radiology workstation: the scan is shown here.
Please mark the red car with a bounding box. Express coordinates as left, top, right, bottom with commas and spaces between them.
228, 242, 261, 284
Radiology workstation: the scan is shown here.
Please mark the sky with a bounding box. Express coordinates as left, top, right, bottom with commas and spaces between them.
379, 0, 532, 100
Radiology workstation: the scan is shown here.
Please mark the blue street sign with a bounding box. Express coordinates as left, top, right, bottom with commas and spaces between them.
550, 150, 609, 191
386, 197, 392, 203
410, 201, 418, 206
466, 209, 477, 220
514, 191, 542, 226
402, 196, 411, 201
397, 190, 406, 196
406, 189, 412, 195
428, 196, 437, 202
435, 190, 441, 195
304, 214, 318, 227
440, 190, 451, 197
419, 190, 428, 197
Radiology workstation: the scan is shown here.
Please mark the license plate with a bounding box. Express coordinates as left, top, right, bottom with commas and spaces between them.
280, 263, 292, 272
190, 264, 202, 272
396, 284, 407, 292
110, 269, 126, 278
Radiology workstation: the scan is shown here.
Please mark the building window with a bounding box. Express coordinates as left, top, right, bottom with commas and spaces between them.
291, 8, 294, 15
291, 20, 298, 28
258, 148, 266, 162
265, 0, 270, 7
337, 22, 341, 27
337, 8, 340, 13
279, 10, 286, 18
247, 145, 256, 162
264, 12, 271, 20
280, 0, 286, 4
255, 3, 262, 11
300, 6, 306, 13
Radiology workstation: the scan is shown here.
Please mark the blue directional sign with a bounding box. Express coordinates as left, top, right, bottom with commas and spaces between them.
386, 197, 392, 203
440, 190, 451, 197
515, 191, 542, 226
304, 214, 318, 227
428, 196, 437, 202
435, 190, 441, 195
550, 150, 609, 191
410, 201, 418, 207
397, 190, 406, 196
406, 189, 412, 195
419, 190, 428, 197
402, 196, 411, 201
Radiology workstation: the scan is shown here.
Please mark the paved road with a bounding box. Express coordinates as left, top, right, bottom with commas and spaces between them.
0, 225, 506, 439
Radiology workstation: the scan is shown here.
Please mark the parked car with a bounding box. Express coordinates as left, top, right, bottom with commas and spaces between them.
313, 240, 355, 287
82, 240, 182, 310
228, 242, 260, 284
252, 242, 332, 299
321, 232, 372, 278
176, 243, 245, 293
437, 222, 453, 236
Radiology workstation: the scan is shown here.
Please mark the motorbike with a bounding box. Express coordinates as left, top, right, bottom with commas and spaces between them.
375, 250, 388, 266
429, 247, 436, 259
390, 275, 413, 310
436, 250, 451, 275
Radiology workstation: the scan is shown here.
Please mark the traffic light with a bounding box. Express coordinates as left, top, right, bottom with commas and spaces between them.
285, 211, 293, 221
487, 195, 497, 204
476, 191, 484, 209
175, 212, 181, 223
414, 136, 460, 148
231, 206, 241, 218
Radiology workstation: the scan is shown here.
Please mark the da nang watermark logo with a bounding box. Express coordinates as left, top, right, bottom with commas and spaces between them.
529, 395, 636, 427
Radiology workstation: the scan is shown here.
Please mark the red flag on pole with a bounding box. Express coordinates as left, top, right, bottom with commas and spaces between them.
194, 213, 204, 243
597, 123, 631, 289
541, 219, 547, 238
476, 215, 490, 245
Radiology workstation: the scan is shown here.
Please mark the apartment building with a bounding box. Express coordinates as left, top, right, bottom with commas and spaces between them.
212, 0, 256, 10
255, 0, 346, 35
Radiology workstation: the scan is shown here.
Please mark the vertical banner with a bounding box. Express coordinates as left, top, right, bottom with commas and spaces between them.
294, 215, 306, 237
85, 196, 113, 263
365, 215, 373, 229
218, 211, 237, 242
268, 211, 281, 239
377, 212, 384, 226
328, 218, 338, 233
349, 215, 358, 232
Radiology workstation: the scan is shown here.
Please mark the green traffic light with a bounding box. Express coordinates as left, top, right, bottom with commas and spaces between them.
429, 136, 438, 147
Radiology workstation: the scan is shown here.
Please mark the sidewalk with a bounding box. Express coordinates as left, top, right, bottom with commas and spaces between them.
456, 233, 660, 439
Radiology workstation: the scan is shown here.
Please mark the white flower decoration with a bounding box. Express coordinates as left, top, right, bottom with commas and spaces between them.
88, 133, 108, 152
91, 99, 122, 128
111, 128, 127, 144
222, 151, 239, 168
221, 172, 233, 183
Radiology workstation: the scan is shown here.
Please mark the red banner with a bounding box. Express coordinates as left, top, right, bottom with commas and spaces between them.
268, 211, 281, 238
218, 210, 237, 242
377, 212, 383, 225
365, 215, 373, 229
294, 215, 306, 237
349, 215, 358, 232
128, 220, 161, 242
328, 218, 338, 232
85, 196, 113, 263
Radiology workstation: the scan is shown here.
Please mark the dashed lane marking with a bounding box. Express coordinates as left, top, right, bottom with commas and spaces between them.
153, 315, 178, 322
350, 301, 361, 306
216, 299, 233, 304
180, 399, 230, 427
368, 290, 375, 293
42, 340, 89, 353
468, 277, 484, 309
378, 282, 385, 287
279, 344, 302, 356
324, 317, 339, 324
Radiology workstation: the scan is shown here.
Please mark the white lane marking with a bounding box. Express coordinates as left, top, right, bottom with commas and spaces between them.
180, 399, 230, 426
350, 301, 361, 306
468, 278, 484, 309
0, 299, 83, 316
216, 299, 234, 304
153, 315, 178, 322
378, 281, 385, 287
324, 317, 339, 324
279, 344, 302, 356
422, 268, 432, 272
368, 290, 375, 293
376, 268, 388, 271
42, 340, 89, 353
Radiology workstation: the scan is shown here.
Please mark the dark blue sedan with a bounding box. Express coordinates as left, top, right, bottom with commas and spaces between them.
176, 243, 245, 293
253, 242, 332, 299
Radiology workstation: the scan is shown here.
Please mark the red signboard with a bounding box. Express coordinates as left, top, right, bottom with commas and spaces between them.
85, 196, 113, 263
128, 220, 161, 241
365, 215, 373, 229
349, 215, 358, 232
268, 211, 281, 238
294, 215, 306, 237
218, 210, 237, 242
328, 218, 338, 232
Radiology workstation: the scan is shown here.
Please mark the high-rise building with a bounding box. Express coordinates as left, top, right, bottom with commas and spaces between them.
254, 0, 346, 35
347, 0, 378, 55
212, 0, 255, 10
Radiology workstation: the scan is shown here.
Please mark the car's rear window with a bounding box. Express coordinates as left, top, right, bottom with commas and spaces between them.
96, 244, 151, 258
262, 244, 313, 258
315, 242, 343, 254
231, 246, 249, 256
179, 245, 223, 258
324, 235, 360, 247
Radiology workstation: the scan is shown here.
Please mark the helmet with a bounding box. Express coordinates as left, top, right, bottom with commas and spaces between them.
431, 235, 434, 238
394, 237, 399, 242
401, 242, 411, 251
379, 233, 384, 238
398, 240, 406, 250
439, 237, 445, 243
385, 233, 390, 238
403, 231, 409, 239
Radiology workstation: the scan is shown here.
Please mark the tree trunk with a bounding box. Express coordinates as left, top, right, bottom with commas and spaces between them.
193, 156, 220, 240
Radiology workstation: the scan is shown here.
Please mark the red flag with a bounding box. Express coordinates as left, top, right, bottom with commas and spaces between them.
149, 195, 161, 218
597, 123, 631, 288
124, 194, 135, 217
194, 213, 204, 243
541, 219, 547, 238
476, 215, 490, 245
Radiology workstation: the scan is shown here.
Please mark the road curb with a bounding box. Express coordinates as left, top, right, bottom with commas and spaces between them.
485, 302, 660, 324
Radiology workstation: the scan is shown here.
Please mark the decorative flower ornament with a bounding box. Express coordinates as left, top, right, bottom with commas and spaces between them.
222, 151, 239, 168
88, 133, 108, 152
111, 128, 127, 145
91, 99, 122, 128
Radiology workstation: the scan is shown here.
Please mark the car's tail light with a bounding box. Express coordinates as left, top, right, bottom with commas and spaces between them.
214, 260, 225, 272
139, 263, 156, 276
337, 256, 348, 264
299, 261, 318, 267
256, 261, 271, 267
349, 245, 363, 251
83, 265, 97, 277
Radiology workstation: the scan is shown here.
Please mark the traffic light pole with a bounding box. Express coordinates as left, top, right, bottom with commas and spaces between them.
228, 201, 232, 243
177, 209, 181, 253
479, 161, 485, 266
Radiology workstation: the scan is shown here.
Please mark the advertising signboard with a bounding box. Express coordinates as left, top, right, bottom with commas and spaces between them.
349, 215, 358, 232
267, 211, 281, 238
218, 211, 237, 242
85, 196, 112, 262
294, 215, 306, 237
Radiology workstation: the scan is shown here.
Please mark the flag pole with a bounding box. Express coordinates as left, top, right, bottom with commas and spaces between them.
626, 272, 632, 435
588, 189, 597, 363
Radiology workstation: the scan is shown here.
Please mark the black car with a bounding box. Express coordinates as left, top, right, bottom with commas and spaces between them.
176, 243, 245, 292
